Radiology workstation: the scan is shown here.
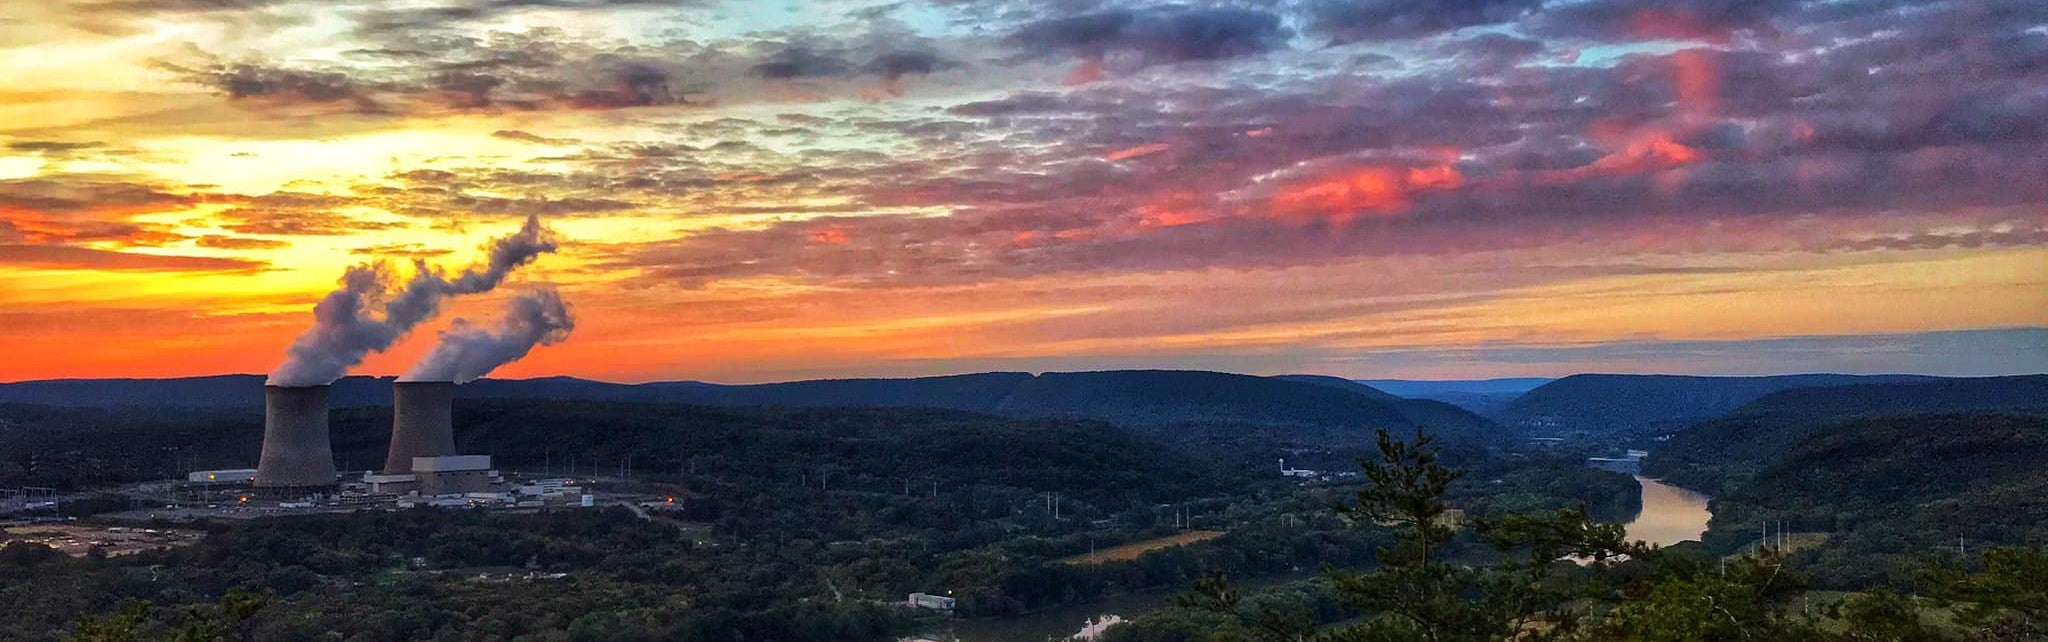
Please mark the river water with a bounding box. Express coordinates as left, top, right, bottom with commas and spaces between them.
1623, 475, 1713, 546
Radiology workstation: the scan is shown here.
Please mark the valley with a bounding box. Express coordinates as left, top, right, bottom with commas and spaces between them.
3, 370, 2046, 641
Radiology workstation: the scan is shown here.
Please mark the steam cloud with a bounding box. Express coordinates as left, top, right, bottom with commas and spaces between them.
400, 285, 574, 384
266, 215, 558, 387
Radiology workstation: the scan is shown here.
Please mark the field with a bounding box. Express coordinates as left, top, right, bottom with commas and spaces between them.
1, 524, 202, 557
1061, 530, 1226, 565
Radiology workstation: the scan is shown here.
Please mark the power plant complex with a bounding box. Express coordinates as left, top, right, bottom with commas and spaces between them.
251, 380, 501, 500
255, 385, 337, 491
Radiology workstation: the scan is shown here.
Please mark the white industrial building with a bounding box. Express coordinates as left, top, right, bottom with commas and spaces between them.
1279, 459, 1317, 478
186, 469, 258, 484
361, 455, 500, 496
415, 455, 496, 495
906, 593, 956, 612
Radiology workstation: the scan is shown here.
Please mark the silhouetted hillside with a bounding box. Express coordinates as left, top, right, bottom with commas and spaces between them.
655, 372, 1033, 412
1643, 375, 2048, 492
0, 370, 1502, 448
0, 400, 1234, 500
1358, 378, 1553, 418
995, 370, 1501, 446
1499, 373, 1938, 439
1269, 375, 1403, 402
1699, 413, 2048, 586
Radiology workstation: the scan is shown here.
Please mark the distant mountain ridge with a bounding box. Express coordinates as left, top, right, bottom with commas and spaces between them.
1499, 373, 1942, 438
1357, 378, 1554, 418
1642, 375, 2048, 493
0, 370, 1503, 447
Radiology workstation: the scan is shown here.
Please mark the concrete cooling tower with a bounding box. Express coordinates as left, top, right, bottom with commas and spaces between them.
255, 385, 337, 490
384, 381, 456, 474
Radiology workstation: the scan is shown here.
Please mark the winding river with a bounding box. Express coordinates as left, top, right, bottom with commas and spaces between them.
1623, 475, 1713, 546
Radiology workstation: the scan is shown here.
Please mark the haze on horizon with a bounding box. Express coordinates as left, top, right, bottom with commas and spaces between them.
0, 0, 2044, 384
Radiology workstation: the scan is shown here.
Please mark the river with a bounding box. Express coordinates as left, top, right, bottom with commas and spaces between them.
1623, 475, 1713, 546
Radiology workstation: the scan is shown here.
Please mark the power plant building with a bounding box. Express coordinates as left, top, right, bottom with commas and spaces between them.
415, 455, 495, 495
255, 385, 337, 492
385, 381, 457, 474
185, 469, 258, 484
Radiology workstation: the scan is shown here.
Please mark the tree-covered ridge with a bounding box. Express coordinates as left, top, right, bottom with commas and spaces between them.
1643, 375, 2048, 492
1700, 413, 2048, 588
0, 370, 1506, 453
1500, 373, 1938, 440
1105, 430, 2048, 642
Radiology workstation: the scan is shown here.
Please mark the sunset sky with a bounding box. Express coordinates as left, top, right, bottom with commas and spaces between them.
1, 0, 2043, 383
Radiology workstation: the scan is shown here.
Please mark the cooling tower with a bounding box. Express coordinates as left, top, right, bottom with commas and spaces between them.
255, 385, 337, 489
385, 381, 456, 474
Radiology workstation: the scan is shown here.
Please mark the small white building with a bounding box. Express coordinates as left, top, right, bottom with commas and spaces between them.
362, 472, 418, 495
186, 469, 258, 484
907, 593, 956, 612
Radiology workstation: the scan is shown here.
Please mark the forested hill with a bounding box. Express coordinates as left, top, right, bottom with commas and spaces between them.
1700, 413, 2048, 586
1498, 373, 1939, 438
1642, 375, 2048, 492
0, 400, 1233, 500
996, 370, 1503, 447
0, 370, 1502, 448
1356, 378, 1552, 418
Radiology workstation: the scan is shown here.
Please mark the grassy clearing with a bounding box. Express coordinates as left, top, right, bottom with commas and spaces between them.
1061, 531, 1227, 565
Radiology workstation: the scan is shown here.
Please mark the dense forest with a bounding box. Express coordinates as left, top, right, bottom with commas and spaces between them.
11, 372, 2048, 641
19, 430, 2047, 642
1100, 431, 2048, 642
0, 370, 1503, 448
0, 397, 1638, 642
1700, 413, 2048, 588
1643, 375, 2048, 492
1499, 374, 1937, 440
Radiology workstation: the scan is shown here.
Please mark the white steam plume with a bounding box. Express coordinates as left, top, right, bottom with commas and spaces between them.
400, 285, 573, 384
267, 215, 557, 387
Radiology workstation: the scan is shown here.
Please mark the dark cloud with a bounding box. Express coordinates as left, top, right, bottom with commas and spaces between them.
491, 130, 580, 145
1531, 0, 1798, 42
5, 140, 106, 155
567, 62, 694, 108
1302, 0, 1543, 42
0, 244, 266, 272
863, 49, 963, 78
211, 207, 407, 236
749, 43, 856, 80
193, 235, 290, 250
158, 59, 380, 112
349, 0, 712, 37
350, 242, 456, 259
0, 177, 192, 215
85, 0, 287, 12
1006, 6, 1290, 67
1437, 32, 1544, 71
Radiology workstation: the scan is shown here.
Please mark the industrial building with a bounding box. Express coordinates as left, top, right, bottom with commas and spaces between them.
239, 380, 599, 510
254, 385, 337, 493
414, 455, 497, 495
385, 381, 456, 474
906, 593, 956, 613
185, 469, 257, 484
